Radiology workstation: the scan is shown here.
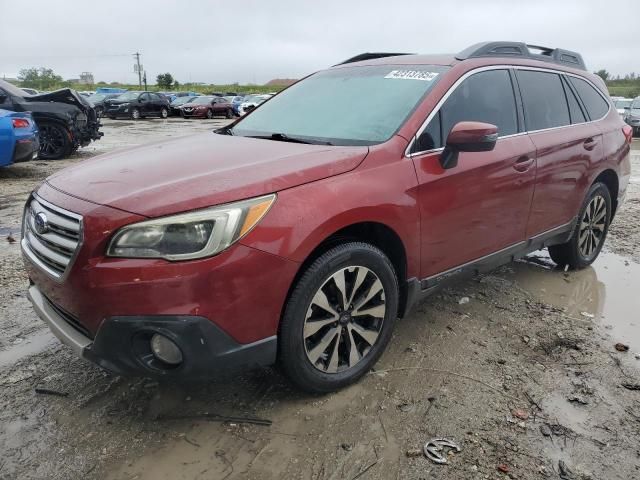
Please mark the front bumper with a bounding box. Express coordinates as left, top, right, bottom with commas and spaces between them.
27, 284, 277, 378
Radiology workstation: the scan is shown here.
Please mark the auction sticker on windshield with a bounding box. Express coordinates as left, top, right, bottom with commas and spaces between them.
384, 70, 439, 81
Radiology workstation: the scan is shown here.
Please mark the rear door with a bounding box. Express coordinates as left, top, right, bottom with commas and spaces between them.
516, 69, 603, 237
410, 68, 537, 278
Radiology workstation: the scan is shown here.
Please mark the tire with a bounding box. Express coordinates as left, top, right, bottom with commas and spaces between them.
131, 108, 141, 120
95, 106, 103, 118
548, 182, 612, 269
206, 109, 214, 119
225, 108, 233, 119
160, 107, 169, 119
38, 121, 72, 160
278, 242, 399, 393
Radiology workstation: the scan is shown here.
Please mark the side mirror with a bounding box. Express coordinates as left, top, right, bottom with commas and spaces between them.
440, 121, 498, 169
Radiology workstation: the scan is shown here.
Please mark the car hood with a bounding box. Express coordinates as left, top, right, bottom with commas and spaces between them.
46, 132, 368, 217
25, 89, 92, 114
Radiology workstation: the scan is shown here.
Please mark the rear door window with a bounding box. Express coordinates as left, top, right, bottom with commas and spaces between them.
517, 70, 570, 131
413, 69, 518, 152
568, 76, 610, 120
561, 78, 586, 124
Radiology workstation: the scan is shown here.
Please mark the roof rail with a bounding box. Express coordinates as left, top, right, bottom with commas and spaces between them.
456, 41, 586, 71
335, 52, 414, 66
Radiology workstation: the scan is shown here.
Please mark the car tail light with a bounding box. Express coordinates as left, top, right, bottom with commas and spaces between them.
12, 118, 30, 129
622, 125, 633, 144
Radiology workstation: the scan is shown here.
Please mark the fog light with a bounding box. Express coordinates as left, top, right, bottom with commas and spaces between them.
150, 334, 183, 365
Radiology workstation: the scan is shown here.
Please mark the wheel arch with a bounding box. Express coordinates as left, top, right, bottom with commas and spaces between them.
593, 168, 619, 217
280, 221, 410, 330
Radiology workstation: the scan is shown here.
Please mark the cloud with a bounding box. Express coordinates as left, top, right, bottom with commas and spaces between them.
0, 0, 636, 84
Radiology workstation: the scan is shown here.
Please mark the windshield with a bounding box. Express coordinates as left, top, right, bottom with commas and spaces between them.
615, 99, 632, 109
191, 96, 213, 104
115, 92, 141, 101
631, 100, 640, 110
0, 79, 31, 97
88, 93, 107, 103
231, 65, 448, 145
172, 96, 195, 105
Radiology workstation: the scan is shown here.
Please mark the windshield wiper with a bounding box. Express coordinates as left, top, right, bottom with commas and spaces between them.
248, 133, 332, 145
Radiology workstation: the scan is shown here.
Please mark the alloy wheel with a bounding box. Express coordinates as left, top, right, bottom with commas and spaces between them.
39, 124, 66, 158
303, 266, 386, 373
578, 194, 607, 258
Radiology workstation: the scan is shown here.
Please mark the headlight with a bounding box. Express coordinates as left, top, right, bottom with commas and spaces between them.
107, 194, 275, 260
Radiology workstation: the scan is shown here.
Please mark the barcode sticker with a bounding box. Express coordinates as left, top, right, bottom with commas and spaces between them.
384, 70, 439, 81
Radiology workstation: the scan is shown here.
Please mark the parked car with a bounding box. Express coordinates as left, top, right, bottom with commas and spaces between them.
614, 98, 633, 117
230, 95, 246, 115
21, 41, 632, 393
0, 79, 101, 160
87, 93, 120, 117
180, 96, 234, 118
238, 94, 273, 115
0, 109, 39, 167
104, 91, 170, 119
96, 87, 128, 95
169, 96, 198, 116
625, 97, 640, 136
21, 88, 39, 96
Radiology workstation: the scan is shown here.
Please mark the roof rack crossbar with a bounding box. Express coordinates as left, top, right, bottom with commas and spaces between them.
455, 41, 587, 71
335, 52, 414, 66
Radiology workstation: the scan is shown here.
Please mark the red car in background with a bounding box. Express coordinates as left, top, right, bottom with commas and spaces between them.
22, 41, 632, 393
180, 96, 234, 119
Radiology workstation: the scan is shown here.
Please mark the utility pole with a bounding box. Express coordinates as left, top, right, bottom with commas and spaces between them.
133, 52, 142, 88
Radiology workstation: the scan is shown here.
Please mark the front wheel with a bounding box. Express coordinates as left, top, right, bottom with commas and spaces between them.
278, 242, 398, 393
548, 182, 612, 269
206, 109, 214, 119
131, 108, 141, 120
38, 122, 72, 160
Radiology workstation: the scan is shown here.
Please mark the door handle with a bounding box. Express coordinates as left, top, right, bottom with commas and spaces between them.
513, 156, 534, 172
583, 137, 598, 151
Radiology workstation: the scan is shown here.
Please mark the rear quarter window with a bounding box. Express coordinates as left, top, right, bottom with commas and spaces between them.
517, 70, 570, 131
568, 77, 610, 120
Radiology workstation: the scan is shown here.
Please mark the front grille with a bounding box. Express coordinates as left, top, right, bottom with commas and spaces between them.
22, 195, 82, 279
43, 294, 93, 339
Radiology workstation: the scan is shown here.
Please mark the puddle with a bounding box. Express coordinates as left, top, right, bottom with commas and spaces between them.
0, 330, 56, 369
513, 250, 640, 348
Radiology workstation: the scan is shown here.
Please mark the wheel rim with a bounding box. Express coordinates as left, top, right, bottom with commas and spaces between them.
39, 124, 65, 157
161, 108, 168, 118
132, 109, 140, 119
303, 266, 386, 374
578, 194, 607, 258
207, 110, 213, 119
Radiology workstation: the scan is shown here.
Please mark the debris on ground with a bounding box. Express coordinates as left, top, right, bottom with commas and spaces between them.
341, 442, 353, 451
6, 234, 16, 244
497, 463, 510, 473
540, 424, 552, 437
423, 438, 461, 464
621, 383, 640, 391
34, 387, 68, 397
512, 408, 529, 420
580, 311, 594, 319
615, 343, 630, 352
458, 297, 470, 305
567, 394, 589, 405
156, 412, 272, 426
558, 460, 574, 479
405, 448, 422, 458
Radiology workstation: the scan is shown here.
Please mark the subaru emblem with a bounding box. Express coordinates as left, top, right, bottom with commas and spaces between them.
34, 212, 49, 235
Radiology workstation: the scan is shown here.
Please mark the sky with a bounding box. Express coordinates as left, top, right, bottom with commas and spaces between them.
0, 0, 637, 85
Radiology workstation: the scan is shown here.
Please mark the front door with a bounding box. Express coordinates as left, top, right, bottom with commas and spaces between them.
410, 68, 537, 278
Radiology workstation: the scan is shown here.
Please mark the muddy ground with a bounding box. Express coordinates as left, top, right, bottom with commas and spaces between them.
1, 119, 639, 480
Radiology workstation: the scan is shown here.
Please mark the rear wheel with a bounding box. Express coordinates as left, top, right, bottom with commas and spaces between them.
225, 108, 233, 119
160, 107, 168, 119
548, 182, 611, 269
38, 122, 72, 160
279, 243, 398, 393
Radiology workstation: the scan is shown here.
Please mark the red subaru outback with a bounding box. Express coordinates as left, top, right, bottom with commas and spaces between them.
22, 42, 632, 392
